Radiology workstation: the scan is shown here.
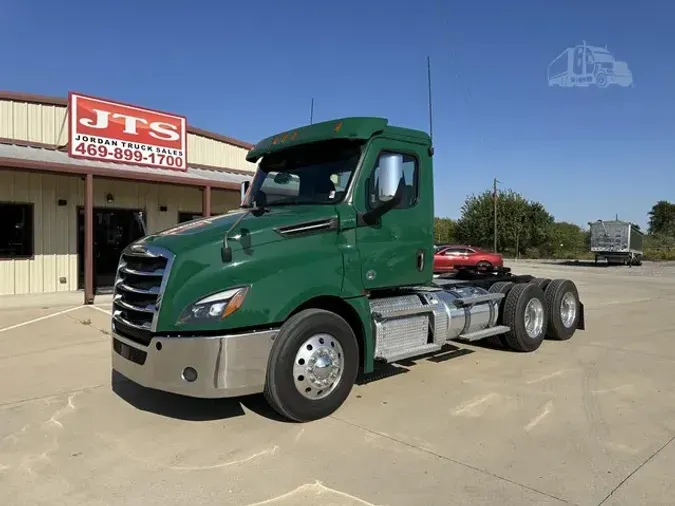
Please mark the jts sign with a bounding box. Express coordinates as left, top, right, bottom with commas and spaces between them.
68, 92, 188, 171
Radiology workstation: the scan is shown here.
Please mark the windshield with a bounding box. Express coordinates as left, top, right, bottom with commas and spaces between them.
243, 139, 363, 207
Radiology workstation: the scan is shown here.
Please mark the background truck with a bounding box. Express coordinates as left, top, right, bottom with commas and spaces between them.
589, 219, 644, 266
110, 117, 586, 422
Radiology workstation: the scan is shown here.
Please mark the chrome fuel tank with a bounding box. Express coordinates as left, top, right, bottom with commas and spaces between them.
427, 286, 500, 340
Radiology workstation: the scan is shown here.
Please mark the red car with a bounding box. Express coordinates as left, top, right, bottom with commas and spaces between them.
433, 245, 504, 273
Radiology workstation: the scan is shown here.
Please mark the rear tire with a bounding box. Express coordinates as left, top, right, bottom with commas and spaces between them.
476, 261, 492, 271
501, 283, 548, 352
263, 308, 359, 422
529, 277, 551, 291
544, 279, 580, 341
487, 281, 514, 348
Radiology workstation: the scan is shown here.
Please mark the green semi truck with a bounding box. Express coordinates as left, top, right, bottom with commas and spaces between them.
111, 117, 585, 422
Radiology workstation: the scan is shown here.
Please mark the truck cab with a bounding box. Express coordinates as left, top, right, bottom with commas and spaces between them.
111, 117, 585, 422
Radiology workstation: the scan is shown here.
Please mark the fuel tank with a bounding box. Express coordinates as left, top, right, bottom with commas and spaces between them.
427, 286, 500, 340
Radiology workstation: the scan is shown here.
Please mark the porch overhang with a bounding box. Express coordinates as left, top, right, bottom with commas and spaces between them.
0, 141, 253, 190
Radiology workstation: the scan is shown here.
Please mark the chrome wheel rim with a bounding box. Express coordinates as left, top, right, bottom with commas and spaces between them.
524, 298, 545, 338
293, 333, 344, 400
560, 292, 577, 328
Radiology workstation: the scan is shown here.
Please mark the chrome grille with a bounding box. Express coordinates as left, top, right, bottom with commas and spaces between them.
112, 245, 174, 346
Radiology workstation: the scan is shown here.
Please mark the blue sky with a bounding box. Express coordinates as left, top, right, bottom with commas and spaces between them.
1, 0, 673, 229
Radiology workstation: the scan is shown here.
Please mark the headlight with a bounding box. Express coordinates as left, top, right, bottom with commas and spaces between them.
178, 286, 249, 324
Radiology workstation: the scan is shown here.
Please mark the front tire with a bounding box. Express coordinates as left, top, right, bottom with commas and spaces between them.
263, 308, 359, 422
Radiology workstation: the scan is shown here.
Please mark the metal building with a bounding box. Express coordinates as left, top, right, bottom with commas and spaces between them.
0, 91, 255, 302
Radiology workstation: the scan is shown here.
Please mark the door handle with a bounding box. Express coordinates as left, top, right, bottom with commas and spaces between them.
416, 249, 424, 271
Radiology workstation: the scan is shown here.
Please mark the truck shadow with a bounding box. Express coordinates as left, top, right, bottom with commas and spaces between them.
111, 370, 291, 423
357, 344, 474, 385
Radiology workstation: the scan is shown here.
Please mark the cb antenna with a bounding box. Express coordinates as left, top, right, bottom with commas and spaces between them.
427, 55, 434, 155
310, 98, 314, 125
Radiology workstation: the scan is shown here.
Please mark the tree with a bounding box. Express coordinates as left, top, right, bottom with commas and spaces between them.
434, 217, 456, 243
455, 188, 554, 255
648, 200, 675, 236
548, 221, 587, 258
455, 190, 496, 249
499, 191, 530, 258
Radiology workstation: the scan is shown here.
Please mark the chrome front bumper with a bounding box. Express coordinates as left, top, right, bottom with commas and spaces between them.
111, 329, 277, 398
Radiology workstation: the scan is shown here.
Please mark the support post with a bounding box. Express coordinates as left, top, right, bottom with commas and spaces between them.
202, 185, 212, 218
84, 173, 94, 305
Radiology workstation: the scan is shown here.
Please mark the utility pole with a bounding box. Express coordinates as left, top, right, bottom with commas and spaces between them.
310, 98, 314, 125
493, 178, 500, 252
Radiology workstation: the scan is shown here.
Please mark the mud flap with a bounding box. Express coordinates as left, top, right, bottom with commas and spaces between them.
576, 301, 586, 330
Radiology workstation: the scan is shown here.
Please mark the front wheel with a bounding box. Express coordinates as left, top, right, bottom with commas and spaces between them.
263, 308, 359, 422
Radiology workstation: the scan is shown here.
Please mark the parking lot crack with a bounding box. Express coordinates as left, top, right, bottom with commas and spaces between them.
330, 415, 577, 505
596, 434, 675, 506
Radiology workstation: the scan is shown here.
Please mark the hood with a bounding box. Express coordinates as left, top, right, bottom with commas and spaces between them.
135, 205, 339, 255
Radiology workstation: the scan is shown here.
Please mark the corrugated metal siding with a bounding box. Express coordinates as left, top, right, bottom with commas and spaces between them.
0, 100, 68, 145
0, 100, 257, 172
0, 170, 241, 296
189, 134, 257, 172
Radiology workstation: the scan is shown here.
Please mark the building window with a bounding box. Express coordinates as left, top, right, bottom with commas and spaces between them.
0, 203, 34, 259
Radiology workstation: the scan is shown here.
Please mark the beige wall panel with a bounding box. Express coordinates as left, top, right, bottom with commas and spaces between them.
188, 134, 257, 172
0, 100, 68, 145
12, 101, 28, 141
28, 172, 48, 293
212, 189, 241, 215
40, 173, 56, 294
0, 101, 12, 138
0, 170, 17, 295
0, 171, 83, 296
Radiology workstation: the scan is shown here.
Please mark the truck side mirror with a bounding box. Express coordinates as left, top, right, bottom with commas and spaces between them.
361, 153, 405, 226
378, 153, 404, 202
240, 180, 251, 205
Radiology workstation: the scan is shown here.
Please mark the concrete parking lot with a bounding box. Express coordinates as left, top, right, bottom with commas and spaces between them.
1, 261, 675, 505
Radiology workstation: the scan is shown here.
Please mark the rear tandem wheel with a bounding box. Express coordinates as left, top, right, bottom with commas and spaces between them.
529, 277, 552, 291
500, 283, 549, 352
543, 279, 581, 341
488, 281, 515, 348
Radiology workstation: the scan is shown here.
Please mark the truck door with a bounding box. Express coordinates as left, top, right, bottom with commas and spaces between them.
352, 138, 434, 290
